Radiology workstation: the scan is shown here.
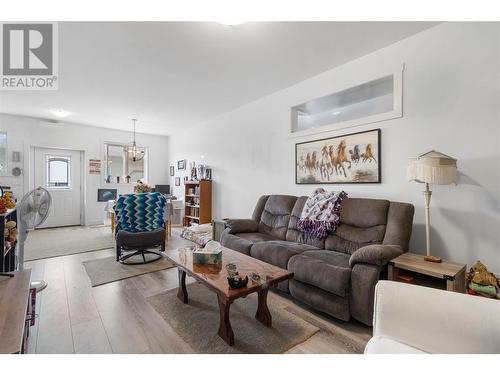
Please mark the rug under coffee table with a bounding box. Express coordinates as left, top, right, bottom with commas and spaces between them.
163, 246, 294, 346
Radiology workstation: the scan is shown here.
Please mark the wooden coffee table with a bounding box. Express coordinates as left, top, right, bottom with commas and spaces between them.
163, 246, 294, 346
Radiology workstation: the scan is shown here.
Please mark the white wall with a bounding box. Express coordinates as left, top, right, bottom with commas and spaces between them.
0, 114, 170, 225
168, 22, 500, 271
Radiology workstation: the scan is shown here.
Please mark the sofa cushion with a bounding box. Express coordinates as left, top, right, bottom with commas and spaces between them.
285, 196, 326, 248
325, 223, 385, 254
289, 279, 350, 322
340, 198, 390, 228
116, 228, 165, 248
226, 219, 259, 233
220, 232, 253, 255
323, 198, 389, 254
382, 202, 415, 249
257, 195, 297, 240
221, 230, 276, 256
250, 240, 320, 269
288, 250, 351, 297
237, 232, 276, 243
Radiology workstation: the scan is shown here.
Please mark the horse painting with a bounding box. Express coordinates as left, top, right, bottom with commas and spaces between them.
296, 129, 380, 184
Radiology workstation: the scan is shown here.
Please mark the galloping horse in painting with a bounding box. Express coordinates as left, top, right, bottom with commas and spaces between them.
319, 145, 334, 180
305, 151, 319, 174
349, 145, 361, 165
361, 144, 377, 163
297, 155, 307, 173
333, 140, 352, 178
328, 145, 339, 176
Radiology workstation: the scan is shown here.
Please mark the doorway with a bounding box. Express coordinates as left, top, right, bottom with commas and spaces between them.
33, 147, 83, 228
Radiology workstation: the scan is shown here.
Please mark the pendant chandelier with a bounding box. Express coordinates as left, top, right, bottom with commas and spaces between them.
124, 119, 145, 162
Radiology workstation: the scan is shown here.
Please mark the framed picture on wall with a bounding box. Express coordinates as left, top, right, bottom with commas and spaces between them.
175, 177, 180, 186
295, 128, 381, 184
170, 166, 175, 176
177, 159, 186, 170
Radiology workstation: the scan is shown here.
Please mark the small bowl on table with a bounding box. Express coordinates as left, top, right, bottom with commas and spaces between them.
227, 274, 249, 289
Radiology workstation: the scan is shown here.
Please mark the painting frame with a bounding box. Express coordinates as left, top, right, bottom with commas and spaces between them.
295, 128, 381, 185
170, 166, 175, 176
175, 177, 181, 186
177, 159, 186, 170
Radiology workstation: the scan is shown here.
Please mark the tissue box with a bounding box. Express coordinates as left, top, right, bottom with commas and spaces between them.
193, 242, 222, 265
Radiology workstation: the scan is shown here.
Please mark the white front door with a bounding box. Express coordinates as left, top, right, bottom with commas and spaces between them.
34, 147, 82, 228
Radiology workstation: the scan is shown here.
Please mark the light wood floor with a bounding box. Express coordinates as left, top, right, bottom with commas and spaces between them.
25, 232, 372, 354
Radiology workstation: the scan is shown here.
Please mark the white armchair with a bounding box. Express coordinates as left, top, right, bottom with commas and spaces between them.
365, 280, 500, 354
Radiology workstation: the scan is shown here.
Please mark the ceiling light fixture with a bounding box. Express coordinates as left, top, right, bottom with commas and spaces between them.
124, 119, 146, 162
51, 109, 70, 118
215, 21, 248, 26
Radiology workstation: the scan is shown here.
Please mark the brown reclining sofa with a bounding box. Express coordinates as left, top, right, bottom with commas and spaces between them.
220, 195, 414, 326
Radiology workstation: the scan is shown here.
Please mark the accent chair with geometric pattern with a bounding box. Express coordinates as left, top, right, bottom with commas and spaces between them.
114, 192, 167, 264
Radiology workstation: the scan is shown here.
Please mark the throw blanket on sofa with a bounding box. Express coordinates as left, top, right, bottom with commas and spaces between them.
181, 223, 213, 247
297, 188, 347, 239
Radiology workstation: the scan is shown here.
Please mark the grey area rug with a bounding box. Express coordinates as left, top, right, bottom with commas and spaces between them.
83, 255, 175, 287
25, 225, 116, 261
147, 283, 320, 354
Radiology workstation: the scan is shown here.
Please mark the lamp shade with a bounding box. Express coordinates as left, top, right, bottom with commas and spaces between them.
407, 150, 457, 185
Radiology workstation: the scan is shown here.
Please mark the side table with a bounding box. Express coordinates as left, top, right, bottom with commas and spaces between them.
388, 252, 466, 293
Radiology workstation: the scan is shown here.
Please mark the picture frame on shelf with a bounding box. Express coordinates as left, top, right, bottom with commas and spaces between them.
295, 128, 381, 184
170, 166, 175, 176
175, 177, 181, 186
177, 159, 186, 170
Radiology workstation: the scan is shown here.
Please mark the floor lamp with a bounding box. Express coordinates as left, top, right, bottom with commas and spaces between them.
407, 150, 458, 263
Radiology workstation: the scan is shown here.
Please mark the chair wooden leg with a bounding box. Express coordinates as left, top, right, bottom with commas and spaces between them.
116, 245, 121, 261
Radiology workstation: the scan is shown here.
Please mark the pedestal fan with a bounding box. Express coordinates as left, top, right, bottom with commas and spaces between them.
16, 187, 52, 291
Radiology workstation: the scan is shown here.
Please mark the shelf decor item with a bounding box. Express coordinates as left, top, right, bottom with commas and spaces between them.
134, 181, 153, 193
190, 161, 198, 180
407, 150, 458, 262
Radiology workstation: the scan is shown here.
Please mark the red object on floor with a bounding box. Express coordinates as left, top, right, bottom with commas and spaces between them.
467, 288, 478, 296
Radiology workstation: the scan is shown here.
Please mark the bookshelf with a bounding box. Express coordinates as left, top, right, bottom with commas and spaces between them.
184, 180, 212, 226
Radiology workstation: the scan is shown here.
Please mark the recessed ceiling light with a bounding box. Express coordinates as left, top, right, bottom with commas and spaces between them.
51, 109, 71, 118
215, 21, 248, 26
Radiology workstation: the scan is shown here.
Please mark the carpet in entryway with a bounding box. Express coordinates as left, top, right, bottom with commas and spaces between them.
83, 254, 175, 287
24, 225, 116, 261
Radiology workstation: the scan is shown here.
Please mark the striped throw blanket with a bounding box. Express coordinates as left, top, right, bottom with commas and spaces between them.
297, 188, 347, 239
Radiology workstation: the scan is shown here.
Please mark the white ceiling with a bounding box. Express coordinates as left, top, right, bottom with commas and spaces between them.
0, 22, 438, 136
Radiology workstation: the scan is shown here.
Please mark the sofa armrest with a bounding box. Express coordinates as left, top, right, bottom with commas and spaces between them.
349, 244, 404, 268
372, 281, 500, 353
225, 219, 259, 234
